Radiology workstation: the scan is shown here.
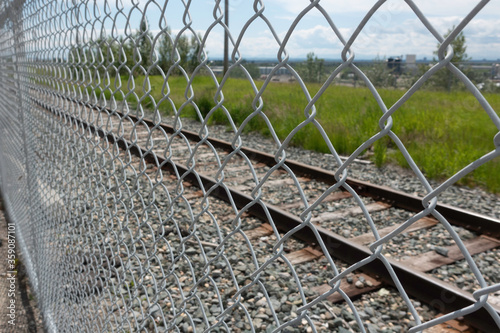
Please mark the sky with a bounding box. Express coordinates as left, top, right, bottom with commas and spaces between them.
97, 0, 500, 61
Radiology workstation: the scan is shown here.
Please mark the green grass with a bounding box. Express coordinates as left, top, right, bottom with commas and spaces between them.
93, 75, 500, 193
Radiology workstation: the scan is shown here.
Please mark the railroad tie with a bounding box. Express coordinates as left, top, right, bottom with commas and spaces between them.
400, 235, 500, 272
312, 201, 391, 223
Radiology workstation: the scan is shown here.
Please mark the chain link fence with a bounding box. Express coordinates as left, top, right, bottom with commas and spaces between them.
0, 0, 499, 332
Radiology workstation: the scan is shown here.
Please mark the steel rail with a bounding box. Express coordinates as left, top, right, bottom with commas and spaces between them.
34, 98, 500, 332
124, 107, 500, 237
41, 90, 500, 237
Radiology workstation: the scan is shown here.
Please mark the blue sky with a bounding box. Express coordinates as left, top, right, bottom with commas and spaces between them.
101, 0, 500, 61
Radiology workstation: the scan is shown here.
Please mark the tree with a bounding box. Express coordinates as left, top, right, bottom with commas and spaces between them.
157, 28, 202, 75
157, 26, 174, 72
130, 17, 154, 76
187, 34, 203, 74
431, 27, 471, 91
366, 56, 398, 88
301, 52, 324, 83
94, 35, 122, 77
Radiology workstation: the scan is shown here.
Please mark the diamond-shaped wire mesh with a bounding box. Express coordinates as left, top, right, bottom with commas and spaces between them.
0, 0, 499, 332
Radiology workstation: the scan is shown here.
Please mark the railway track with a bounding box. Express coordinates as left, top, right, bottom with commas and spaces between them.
30, 91, 500, 332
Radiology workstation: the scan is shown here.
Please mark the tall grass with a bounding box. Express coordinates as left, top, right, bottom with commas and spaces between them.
98, 75, 500, 193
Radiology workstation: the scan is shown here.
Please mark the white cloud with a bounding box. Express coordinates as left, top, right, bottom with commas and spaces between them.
77, 0, 500, 60
266, 0, 377, 16
276, 25, 350, 58
267, 0, 500, 17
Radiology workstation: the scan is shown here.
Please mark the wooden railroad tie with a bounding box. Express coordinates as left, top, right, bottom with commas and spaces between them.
281, 191, 352, 210
311, 273, 382, 304
426, 314, 476, 333
312, 201, 391, 223
245, 223, 274, 239
284, 247, 324, 265
351, 216, 438, 245
400, 235, 500, 272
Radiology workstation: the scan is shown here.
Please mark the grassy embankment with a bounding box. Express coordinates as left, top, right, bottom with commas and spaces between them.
95, 75, 500, 193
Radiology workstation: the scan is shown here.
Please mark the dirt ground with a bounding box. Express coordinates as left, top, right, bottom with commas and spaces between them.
0, 199, 44, 332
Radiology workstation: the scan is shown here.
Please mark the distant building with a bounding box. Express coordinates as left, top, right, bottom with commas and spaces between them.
406, 54, 416, 65
258, 66, 291, 76
406, 54, 417, 74
387, 56, 402, 74
210, 66, 224, 76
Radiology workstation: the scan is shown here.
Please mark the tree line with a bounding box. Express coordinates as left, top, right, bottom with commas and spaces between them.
70, 18, 202, 78
70, 21, 491, 93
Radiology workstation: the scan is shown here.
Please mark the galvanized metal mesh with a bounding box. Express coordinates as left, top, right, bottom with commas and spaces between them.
0, 0, 499, 332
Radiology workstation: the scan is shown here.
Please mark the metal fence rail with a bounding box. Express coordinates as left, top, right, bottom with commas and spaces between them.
0, 0, 499, 332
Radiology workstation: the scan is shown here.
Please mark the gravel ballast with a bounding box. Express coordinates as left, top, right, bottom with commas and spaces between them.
62, 111, 499, 332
